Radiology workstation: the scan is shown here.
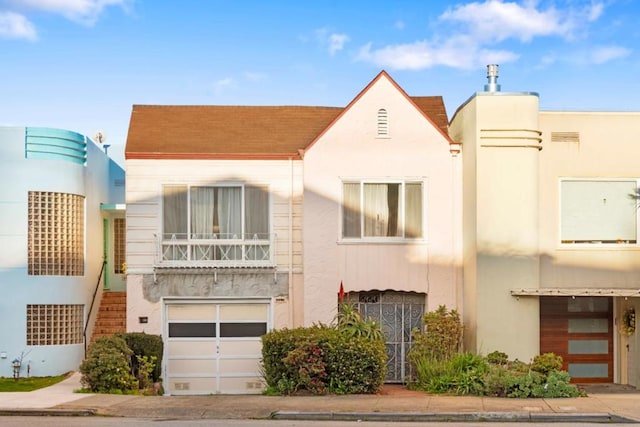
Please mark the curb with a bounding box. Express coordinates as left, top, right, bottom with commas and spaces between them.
271, 411, 640, 423
0, 408, 96, 417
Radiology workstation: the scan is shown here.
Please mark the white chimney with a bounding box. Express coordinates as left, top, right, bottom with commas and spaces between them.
484, 64, 500, 92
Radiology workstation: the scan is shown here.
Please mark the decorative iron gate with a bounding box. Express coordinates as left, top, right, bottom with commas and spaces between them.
351, 291, 425, 383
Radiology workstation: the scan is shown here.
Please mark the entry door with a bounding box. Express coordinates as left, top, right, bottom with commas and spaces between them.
540, 296, 613, 383
164, 300, 270, 395
353, 291, 425, 383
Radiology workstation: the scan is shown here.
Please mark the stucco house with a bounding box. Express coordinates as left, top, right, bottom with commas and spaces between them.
124, 67, 640, 394
0, 127, 125, 377
449, 66, 640, 387
124, 71, 462, 394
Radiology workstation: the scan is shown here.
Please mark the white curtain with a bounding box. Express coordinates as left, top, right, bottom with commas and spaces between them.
342, 183, 361, 238
405, 183, 423, 238
190, 187, 215, 239
217, 187, 241, 238
364, 184, 396, 237
163, 185, 188, 239
245, 185, 269, 238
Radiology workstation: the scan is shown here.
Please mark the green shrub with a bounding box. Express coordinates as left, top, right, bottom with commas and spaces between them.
486, 351, 509, 366
261, 324, 386, 395
335, 303, 384, 341
409, 305, 463, 364
531, 352, 563, 375
80, 336, 138, 393
118, 332, 163, 383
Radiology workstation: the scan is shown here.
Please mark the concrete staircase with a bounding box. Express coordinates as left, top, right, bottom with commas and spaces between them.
90, 291, 126, 343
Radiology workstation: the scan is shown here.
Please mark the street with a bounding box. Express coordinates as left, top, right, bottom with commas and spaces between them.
0, 417, 636, 427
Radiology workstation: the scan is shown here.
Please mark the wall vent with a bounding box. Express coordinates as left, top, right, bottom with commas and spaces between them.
551, 132, 580, 143
114, 179, 125, 187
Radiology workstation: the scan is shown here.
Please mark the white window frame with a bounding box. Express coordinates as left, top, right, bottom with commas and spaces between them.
559, 178, 639, 246
159, 183, 273, 266
341, 179, 425, 242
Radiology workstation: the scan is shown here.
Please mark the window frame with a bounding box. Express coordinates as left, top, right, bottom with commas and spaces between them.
341, 179, 425, 242
27, 191, 85, 276
159, 183, 273, 266
559, 178, 640, 246
161, 183, 272, 242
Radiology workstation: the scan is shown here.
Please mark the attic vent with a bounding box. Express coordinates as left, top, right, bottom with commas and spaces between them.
377, 108, 389, 137
551, 132, 580, 143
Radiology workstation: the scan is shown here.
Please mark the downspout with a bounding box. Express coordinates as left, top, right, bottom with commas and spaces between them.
288, 157, 294, 327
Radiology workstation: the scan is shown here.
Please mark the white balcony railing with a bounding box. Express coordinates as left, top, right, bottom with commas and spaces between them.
156, 233, 275, 268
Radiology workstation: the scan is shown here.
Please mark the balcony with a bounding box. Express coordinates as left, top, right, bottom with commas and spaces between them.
156, 233, 275, 268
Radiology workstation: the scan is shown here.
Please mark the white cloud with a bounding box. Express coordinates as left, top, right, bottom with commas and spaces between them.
315, 27, 349, 55
355, 0, 618, 71
0, 11, 37, 40
328, 33, 349, 55
5, 0, 130, 26
440, 0, 571, 42
357, 35, 518, 71
586, 1, 604, 22
394, 20, 405, 30
589, 45, 631, 64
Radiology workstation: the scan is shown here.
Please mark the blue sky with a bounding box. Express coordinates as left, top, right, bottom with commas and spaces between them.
1, 0, 638, 166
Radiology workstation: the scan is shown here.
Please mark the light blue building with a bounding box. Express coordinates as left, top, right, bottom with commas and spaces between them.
0, 127, 125, 377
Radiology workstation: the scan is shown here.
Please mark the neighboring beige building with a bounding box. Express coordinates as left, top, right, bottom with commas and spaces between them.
124, 67, 640, 394
449, 66, 640, 387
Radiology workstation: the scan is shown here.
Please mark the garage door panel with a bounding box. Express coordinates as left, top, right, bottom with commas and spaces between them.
168, 358, 217, 375
168, 340, 215, 356
168, 304, 217, 320
219, 304, 268, 321
219, 357, 261, 372
168, 377, 217, 395
219, 376, 265, 394
218, 340, 262, 356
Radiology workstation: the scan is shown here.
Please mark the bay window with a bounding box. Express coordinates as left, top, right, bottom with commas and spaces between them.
342, 181, 423, 239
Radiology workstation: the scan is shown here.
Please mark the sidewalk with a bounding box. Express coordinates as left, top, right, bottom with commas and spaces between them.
0, 372, 639, 422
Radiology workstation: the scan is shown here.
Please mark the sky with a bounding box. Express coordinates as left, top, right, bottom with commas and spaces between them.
1, 0, 639, 166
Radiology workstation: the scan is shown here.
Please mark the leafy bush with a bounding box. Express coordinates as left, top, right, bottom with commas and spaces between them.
409, 305, 463, 364
486, 350, 509, 366
335, 303, 384, 340
118, 332, 163, 383
531, 352, 563, 375
80, 336, 138, 393
261, 324, 386, 395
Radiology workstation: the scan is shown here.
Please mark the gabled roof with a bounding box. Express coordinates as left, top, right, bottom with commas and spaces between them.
125, 73, 451, 160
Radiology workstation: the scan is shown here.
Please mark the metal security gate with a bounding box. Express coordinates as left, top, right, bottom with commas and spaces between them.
164, 299, 270, 395
352, 291, 425, 383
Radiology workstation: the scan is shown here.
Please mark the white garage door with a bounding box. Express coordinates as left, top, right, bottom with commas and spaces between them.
164, 299, 270, 395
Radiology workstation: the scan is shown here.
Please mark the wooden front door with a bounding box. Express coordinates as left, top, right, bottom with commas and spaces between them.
540, 296, 613, 383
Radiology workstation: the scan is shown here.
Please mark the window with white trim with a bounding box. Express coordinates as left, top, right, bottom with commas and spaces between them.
26, 304, 84, 345
342, 181, 423, 239
28, 191, 84, 276
161, 184, 271, 264
561, 179, 638, 244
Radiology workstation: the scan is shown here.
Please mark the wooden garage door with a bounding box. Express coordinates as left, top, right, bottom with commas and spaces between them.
540, 296, 613, 383
164, 301, 270, 395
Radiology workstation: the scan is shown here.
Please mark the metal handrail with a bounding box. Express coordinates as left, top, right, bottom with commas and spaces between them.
84, 259, 107, 357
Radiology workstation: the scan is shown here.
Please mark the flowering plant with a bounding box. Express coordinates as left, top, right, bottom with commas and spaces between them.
621, 307, 636, 336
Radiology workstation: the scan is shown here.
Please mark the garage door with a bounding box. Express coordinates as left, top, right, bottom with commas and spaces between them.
164, 300, 270, 395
